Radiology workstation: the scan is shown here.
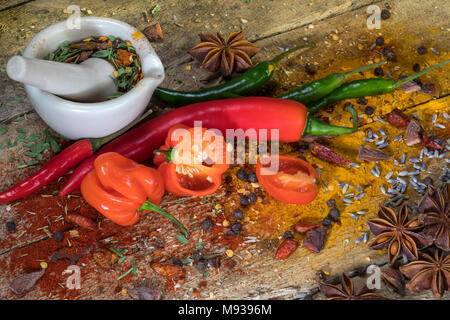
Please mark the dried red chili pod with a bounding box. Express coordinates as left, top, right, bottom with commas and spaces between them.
275, 238, 299, 260
309, 142, 350, 166
65, 214, 97, 231
385, 108, 410, 129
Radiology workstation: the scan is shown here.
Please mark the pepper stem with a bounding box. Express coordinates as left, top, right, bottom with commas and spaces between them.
269, 43, 316, 66
303, 105, 358, 136
89, 108, 154, 151
139, 201, 190, 239
342, 61, 386, 78
393, 59, 450, 89
154, 147, 178, 163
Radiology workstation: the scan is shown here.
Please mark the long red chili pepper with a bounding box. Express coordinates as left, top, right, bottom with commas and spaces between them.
59, 97, 358, 196
0, 109, 154, 203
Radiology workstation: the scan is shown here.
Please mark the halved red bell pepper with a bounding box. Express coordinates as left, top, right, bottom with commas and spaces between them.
256, 155, 319, 204
154, 124, 230, 197
81, 152, 188, 237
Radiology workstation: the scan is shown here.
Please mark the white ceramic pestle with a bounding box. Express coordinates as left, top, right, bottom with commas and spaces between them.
6, 56, 117, 103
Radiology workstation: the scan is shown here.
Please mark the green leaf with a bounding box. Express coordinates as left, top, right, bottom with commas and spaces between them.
151, 4, 161, 15
14, 96, 23, 103
50, 140, 60, 153
181, 258, 194, 265
92, 50, 111, 58
108, 36, 116, 42
0, 127, 7, 135
176, 233, 190, 244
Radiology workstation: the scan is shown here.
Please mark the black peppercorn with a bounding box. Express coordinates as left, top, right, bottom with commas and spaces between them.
6, 221, 16, 233
236, 169, 248, 181
240, 196, 249, 207
417, 46, 427, 55
380, 9, 391, 20
201, 218, 214, 232
382, 48, 397, 61
53, 230, 64, 242
248, 193, 257, 203
283, 231, 294, 239
326, 199, 336, 208
247, 172, 258, 183
357, 97, 368, 105
196, 259, 208, 271
231, 222, 242, 233
322, 217, 332, 227
172, 258, 183, 267
375, 36, 384, 46
232, 209, 244, 220
423, 176, 433, 186
412, 63, 420, 72
374, 67, 384, 77
364, 106, 375, 115
305, 63, 316, 75
328, 208, 341, 222
192, 252, 202, 262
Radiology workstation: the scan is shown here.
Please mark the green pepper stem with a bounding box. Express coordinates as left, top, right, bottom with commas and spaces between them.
270, 43, 316, 66
303, 104, 358, 136
154, 147, 177, 163
342, 61, 386, 78
139, 201, 190, 239
90, 108, 154, 151
393, 59, 450, 89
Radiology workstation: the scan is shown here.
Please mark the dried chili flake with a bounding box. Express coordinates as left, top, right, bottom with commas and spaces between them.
309, 142, 350, 166
274, 238, 298, 260
293, 221, 321, 234
65, 214, 97, 231
151, 262, 184, 278
420, 135, 444, 150
303, 226, 328, 253
385, 108, 410, 129
358, 146, 390, 161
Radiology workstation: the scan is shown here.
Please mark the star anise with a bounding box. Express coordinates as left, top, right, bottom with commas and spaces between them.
418, 184, 450, 251
400, 249, 450, 298
319, 273, 386, 300
367, 204, 431, 265
188, 31, 260, 77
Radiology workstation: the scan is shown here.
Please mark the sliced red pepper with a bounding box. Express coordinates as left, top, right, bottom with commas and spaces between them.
154, 125, 230, 197
256, 155, 319, 204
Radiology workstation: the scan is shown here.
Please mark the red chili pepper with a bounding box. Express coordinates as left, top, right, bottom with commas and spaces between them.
309, 142, 350, 166
386, 108, 444, 150
256, 155, 319, 204
154, 124, 230, 197
0, 110, 153, 203
59, 97, 358, 195
0, 140, 93, 202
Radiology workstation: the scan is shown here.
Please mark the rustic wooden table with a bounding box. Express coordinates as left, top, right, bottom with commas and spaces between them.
0, 0, 448, 300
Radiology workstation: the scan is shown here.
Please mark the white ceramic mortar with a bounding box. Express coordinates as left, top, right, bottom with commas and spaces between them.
23, 17, 164, 140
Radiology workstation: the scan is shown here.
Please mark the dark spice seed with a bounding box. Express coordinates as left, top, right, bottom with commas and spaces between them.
283, 231, 294, 239
423, 176, 433, 186
226, 230, 236, 237
192, 252, 202, 262
305, 63, 316, 75
53, 230, 64, 242
328, 208, 341, 222
357, 97, 368, 105
382, 48, 397, 61
247, 172, 258, 183
236, 169, 248, 181
196, 259, 208, 271
224, 175, 232, 184
232, 209, 244, 220
172, 258, 183, 267
326, 199, 336, 208
322, 217, 332, 227
374, 67, 384, 77
231, 222, 242, 233
6, 221, 16, 233
417, 46, 427, 55
248, 193, 257, 203
201, 218, 214, 232
364, 106, 375, 115
412, 63, 420, 72
375, 36, 385, 46
240, 196, 249, 207
381, 9, 391, 20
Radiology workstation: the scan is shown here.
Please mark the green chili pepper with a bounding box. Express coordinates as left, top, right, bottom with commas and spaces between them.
153, 43, 315, 105
307, 59, 450, 113
277, 61, 386, 104
303, 104, 358, 136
